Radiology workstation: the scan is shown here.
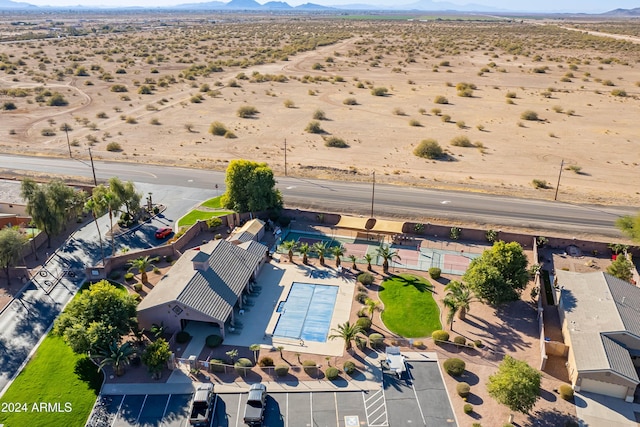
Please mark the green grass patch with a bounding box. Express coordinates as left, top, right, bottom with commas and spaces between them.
178, 209, 233, 228
200, 196, 223, 209
0, 333, 102, 427
379, 274, 441, 338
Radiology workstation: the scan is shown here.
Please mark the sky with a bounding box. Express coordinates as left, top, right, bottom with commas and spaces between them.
17, 0, 640, 13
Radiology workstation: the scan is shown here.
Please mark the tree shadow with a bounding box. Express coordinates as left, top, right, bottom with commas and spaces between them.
466, 392, 484, 405
458, 370, 480, 386
540, 387, 557, 402
74, 356, 104, 394
527, 408, 582, 427
558, 288, 577, 312
395, 274, 432, 293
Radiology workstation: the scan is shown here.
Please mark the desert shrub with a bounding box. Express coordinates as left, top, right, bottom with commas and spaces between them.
235, 358, 253, 376
325, 367, 340, 380
505, 91, 516, 98
458, 88, 473, 97
521, 110, 539, 121
408, 119, 421, 127
356, 317, 372, 331
357, 308, 368, 318
454, 336, 466, 345
429, 267, 441, 279
283, 99, 295, 108
176, 331, 191, 344
106, 142, 122, 152
474, 339, 484, 348
559, 384, 574, 400
357, 272, 374, 286
434, 95, 448, 104
343, 97, 358, 105
209, 121, 227, 136
532, 179, 550, 189
125, 116, 137, 124
371, 87, 388, 96
431, 107, 441, 115
441, 114, 451, 123
124, 272, 134, 281
324, 137, 348, 148
237, 105, 258, 118
369, 333, 384, 348
110, 84, 128, 92
451, 135, 473, 147
302, 360, 317, 375
138, 85, 152, 95
205, 334, 223, 348
567, 165, 582, 174
611, 89, 627, 97
443, 358, 466, 376
432, 330, 450, 343
414, 139, 443, 159
463, 403, 473, 414
343, 361, 356, 374
305, 121, 324, 134
2, 101, 17, 110
457, 382, 471, 397
450, 227, 461, 240
392, 107, 405, 116
209, 359, 225, 373
355, 292, 368, 304
133, 283, 142, 292
258, 356, 275, 367
224, 131, 237, 139
48, 93, 68, 106
274, 365, 289, 376
413, 340, 425, 349
41, 128, 55, 136
313, 109, 326, 120
150, 118, 161, 125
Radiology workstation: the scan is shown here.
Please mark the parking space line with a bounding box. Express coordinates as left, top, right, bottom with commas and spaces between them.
135, 394, 148, 425
363, 389, 388, 427
334, 392, 339, 427
286, 393, 289, 427
408, 371, 427, 426
111, 395, 125, 427
309, 392, 313, 427
235, 394, 242, 427
161, 394, 171, 418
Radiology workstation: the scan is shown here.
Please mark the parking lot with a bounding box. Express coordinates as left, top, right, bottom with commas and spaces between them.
89, 361, 456, 427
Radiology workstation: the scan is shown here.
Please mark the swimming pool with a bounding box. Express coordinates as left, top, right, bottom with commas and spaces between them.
273, 283, 338, 342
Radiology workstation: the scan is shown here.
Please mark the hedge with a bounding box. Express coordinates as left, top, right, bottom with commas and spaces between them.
274, 365, 289, 376
453, 336, 466, 345
303, 360, 317, 375
258, 357, 274, 367
369, 333, 384, 348
432, 330, 450, 342
456, 382, 470, 397
343, 361, 356, 374
428, 267, 441, 279
176, 331, 191, 344
235, 358, 253, 376
463, 403, 473, 414
357, 272, 375, 286
559, 384, 574, 400
205, 335, 223, 348
443, 358, 466, 376
356, 317, 372, 331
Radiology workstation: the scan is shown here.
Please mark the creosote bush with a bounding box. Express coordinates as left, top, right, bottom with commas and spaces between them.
106, 142, 122, 152
451, 135, 473, 147
209, 121, 227, 136
521, 110, 539, 121
343, 97, 357, 105
237, 105, 258, 118
434, 95, 448, 104
559, 384, 574, 400
443, 358, 466, 376
371, 87, 388, 96
305, 121, 324, 134
414, 139, 443, 160
532, 179, 550, 189
324, 136, 348, 148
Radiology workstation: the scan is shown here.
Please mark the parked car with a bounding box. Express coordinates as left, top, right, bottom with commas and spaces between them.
243, 383, 267, 426
189, 383, 215, 426
154, 227, 172, 239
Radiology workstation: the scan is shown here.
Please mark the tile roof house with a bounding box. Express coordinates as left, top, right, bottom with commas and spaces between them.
228, 218, 266, 244
556, 270, 640, 401
137, 238, 267, 338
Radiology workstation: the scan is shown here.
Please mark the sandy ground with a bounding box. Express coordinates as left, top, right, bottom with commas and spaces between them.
1, 17, 640, 207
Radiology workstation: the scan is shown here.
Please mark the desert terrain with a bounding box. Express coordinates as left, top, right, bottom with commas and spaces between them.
1, 13, 640, 207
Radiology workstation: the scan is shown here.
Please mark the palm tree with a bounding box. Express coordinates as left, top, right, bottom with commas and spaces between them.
93, 184, 122, 256
443, 280, 475, 321
282, 240, 297, 262
97, 341, 135, 376
331, 245, 345, 267
364, 253, 373, 271
84, 197, 106, 266
313, 241, 329, 265
328, 321, 364, 352
376, 244, 401, 273
365, 298, 381, 320
249, 343, 261, 364
298, 243, 310, 265
348, 254, 358, 270
127, 255, 159, 284
443, 297, 458, 331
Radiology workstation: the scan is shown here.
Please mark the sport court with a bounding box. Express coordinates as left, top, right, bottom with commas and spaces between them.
273, 282, 338, 342
279, 230, 479, 275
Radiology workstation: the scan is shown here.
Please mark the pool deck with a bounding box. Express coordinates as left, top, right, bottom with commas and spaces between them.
220, 259, 353, 357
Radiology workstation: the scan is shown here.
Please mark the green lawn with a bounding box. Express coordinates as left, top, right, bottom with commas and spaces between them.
201, 196, 223, 209
0, 333, 102, 427
379, 274, 442, 338
177, 209, 233, 227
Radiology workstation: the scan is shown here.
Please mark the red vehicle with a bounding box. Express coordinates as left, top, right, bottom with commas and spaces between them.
155, 227, 173, 239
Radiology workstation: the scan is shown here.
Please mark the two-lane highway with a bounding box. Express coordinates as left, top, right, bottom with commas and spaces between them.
0, 154, 635, 237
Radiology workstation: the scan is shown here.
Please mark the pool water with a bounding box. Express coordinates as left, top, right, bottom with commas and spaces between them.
273, 283, 338, 342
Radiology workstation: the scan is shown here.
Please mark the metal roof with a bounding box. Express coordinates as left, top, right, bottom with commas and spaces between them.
601, 335, 639, 382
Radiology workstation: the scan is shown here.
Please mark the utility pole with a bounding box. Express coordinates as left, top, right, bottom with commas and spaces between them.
370, 170, 375, 218
554, 159, 564, 201
88, 147, 97, 186
284, 138, 287, 177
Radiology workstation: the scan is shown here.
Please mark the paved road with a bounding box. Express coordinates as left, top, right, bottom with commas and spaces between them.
0, 183, 216, 395
0, 154, 634, 237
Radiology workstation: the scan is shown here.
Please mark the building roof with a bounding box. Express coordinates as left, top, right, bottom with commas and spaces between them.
229, 231, 255, 243
236, 218, 265, 237
138, 239, 266, 322
557, 270, 640, 382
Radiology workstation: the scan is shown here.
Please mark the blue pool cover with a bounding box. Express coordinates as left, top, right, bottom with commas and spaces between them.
273, 283, 338, 342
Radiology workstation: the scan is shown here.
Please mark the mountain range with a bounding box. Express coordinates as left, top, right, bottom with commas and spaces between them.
0, 0, 638, 14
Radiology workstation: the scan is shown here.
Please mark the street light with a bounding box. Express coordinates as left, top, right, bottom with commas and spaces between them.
88, 146, 97, 186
